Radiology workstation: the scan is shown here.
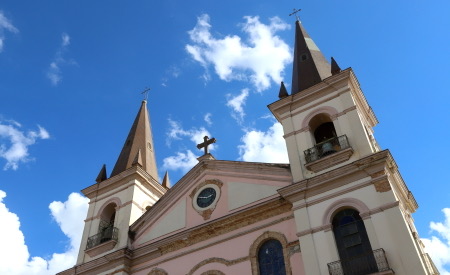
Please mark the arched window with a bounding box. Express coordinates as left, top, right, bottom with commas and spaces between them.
99, 203, 116, 243
304, 113, 343, 162
309, 113, 337, 144
258, 239, 286, 275
332, 209, 377, 274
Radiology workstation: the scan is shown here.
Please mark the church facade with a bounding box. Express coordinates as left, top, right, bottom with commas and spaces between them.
58, 19, 439, 275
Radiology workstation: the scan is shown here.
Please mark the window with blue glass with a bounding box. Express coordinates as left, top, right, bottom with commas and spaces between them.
258, 239, 286, 275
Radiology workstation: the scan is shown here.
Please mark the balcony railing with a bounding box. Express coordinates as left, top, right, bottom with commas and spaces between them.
304, 135, 350, 163
86, 226, 119, 250
327, 248, 392, 275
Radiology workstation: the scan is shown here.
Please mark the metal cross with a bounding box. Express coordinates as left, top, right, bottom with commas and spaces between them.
141, 87, 151, 101
196, 136, 217, 155
289, 8, 301, 21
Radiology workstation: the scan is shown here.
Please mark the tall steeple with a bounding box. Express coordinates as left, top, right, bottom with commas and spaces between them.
110, 100, 158, 180
291, 20, 331, 94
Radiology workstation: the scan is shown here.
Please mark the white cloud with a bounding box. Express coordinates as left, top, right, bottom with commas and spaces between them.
0, 11, 19, 52
226, 88, 249, 124
0, 190, 88, 275
204, 113, 212, 126
61, 32, 70, 47
0, 119, 50, 170
186, 14, 291, 92
238, 122, 288, 163
422, 208, 450, 274
162, 150, 199, 173
166, 119, 213, 149
46, 33, 75, 86
164, 119, 216, 172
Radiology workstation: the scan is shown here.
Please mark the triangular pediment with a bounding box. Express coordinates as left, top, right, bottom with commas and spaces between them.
130, 159, 292, 248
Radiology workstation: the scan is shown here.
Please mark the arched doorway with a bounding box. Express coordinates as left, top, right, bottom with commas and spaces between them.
332, 209, 377, 274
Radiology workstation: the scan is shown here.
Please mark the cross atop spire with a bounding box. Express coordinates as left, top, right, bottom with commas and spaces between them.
141, 87, 150, 101
289, 8, 301, 21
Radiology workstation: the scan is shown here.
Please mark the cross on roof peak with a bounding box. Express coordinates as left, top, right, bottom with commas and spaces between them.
196, 136, 216, 155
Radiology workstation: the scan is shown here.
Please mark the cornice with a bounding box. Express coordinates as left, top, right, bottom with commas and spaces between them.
278, 150, 391, 201
130, 200, 293, 271
278, 150, 417, 214
268, 68, 352, 121
133, 199, 287, 251
57, 248, 132, 275
81, 166, 166, 199
268, 68, 378, 132
347, 70, 378, 127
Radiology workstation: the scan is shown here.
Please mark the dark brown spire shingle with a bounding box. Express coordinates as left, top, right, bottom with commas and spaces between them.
291, 20, 331, 94
110, 101, 158, 180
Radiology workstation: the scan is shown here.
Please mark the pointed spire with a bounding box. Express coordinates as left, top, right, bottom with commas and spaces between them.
162, 171, 170, 189
96, 164, 107, 183
278, 81, 289, 99
110, 100, 158, 180
331, 57, 342, 75
291, 20, 331, 94
132, 149, 143, 167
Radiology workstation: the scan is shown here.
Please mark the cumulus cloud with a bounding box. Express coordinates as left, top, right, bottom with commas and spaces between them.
163, 119, 215, 172
186, 14, 291, 92
0, 119, 50, 170
46, 32, 75, 86
422, 208, 450, 274
204, 113, 212, 126
238, 122, 288, 163
162, 150, 199, 173
166, 119, 213, 148
0, 191, 88, 275
226, 89, 249, 124
0, 11, 19, 52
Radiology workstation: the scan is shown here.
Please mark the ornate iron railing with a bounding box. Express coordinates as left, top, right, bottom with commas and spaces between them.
304, 135, 350, 163
86, 226, 119, 250
327, 248, 392, 275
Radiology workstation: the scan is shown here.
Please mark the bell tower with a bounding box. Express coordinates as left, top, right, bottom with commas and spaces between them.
272, 19, 432, 274
76, 100, 167, 266
270, 19, 379, 183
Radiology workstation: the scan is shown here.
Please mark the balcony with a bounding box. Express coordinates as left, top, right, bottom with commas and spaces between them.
85, 226, 118, 257
327, 248, 394, 275
304, 135, 353, 172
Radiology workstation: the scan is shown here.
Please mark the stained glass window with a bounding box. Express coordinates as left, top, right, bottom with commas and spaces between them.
258, 239, 286, 275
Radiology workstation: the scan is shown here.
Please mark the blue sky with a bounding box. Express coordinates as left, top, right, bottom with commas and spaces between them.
0, 1, 449, 274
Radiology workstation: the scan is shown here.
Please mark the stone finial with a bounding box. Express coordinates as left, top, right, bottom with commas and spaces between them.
331, 57, 342, 75
162, 171, 170, 188
278, 81, 289, 99
95, 164, 107, 183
